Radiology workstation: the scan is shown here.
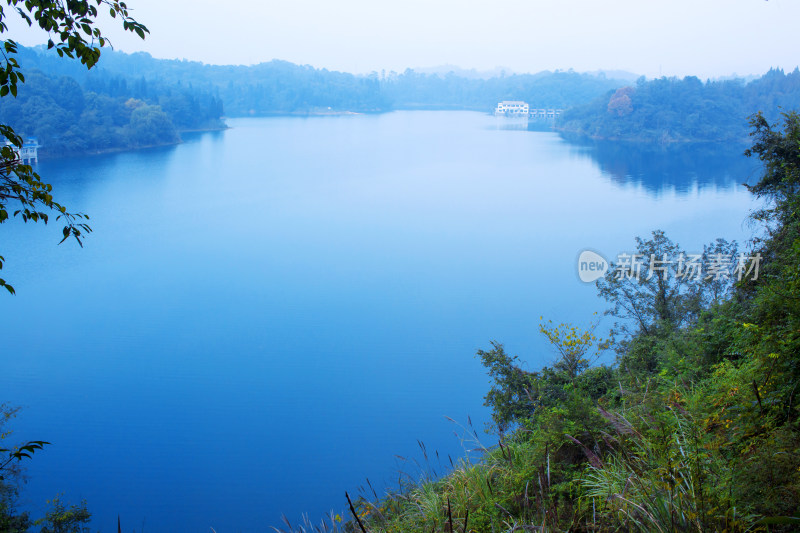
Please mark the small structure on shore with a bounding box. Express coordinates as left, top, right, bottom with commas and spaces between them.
494, 101, 563, 120
529, 108, 563, 120
3, 137, 40, 166
19, 137, 40, 164
495, 101, 530, 116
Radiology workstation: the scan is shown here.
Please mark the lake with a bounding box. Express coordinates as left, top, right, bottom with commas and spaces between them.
1, 111, 760, 532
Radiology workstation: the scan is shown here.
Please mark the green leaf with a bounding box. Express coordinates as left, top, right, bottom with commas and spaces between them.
0, 279, 15, 295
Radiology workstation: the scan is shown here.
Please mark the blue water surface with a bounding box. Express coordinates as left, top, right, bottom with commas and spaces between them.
1, 111, 760, 532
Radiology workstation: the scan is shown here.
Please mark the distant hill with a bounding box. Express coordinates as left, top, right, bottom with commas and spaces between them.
381, 68, 628, 111
2, 47, 224, 157
11, 45, 799, 156
585, 69, 641, 82
16, 46, 630, 117
557, 68, 800, 144
412, 65, 515, 80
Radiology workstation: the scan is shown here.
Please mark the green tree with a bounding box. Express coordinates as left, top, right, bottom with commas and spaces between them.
478, 320, 610, 433
34, 497, 91, 533
0, 0, 148, 294
0, 404, 47, 532
745, 110, 800, 237
0, 492, 32, 533
739, 111, 800, 432
597, 230, 692, 337
538, 316, 607, 382
126, 103, 178, 146
477, 341, 536, 432
596, 230, 740, 339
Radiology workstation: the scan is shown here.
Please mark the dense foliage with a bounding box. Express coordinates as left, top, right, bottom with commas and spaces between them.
90, 51, 390, 115
0, 45, 625, 163
15, 46, 626, 116
288, 112, 800, 533
558, 69, 800, 144
16, 44, 800, 158
0, 70, 171, 157
380, 69, 624, 111
0, 404, 74, 533
0, 48, 224, 157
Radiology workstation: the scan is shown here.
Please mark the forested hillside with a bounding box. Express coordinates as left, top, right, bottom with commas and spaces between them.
0, 46, 628, 157
12, 44, 800, 158
0, 48, 225, 157
29, 48, 390, 115
18, 46, 625, 116
558, 68, 800, 144
378, 69, 623, 110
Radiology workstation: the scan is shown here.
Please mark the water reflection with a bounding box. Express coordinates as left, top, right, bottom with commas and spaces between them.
493, 118, 557, 132
563, 138, 763, 196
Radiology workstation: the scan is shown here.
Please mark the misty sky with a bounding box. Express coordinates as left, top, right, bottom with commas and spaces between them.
5, 0, 799, 78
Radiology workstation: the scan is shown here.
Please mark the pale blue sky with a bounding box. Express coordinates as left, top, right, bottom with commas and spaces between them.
5, 0, 799, 78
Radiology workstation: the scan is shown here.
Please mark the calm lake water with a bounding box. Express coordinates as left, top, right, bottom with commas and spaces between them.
2, 111, 760, 532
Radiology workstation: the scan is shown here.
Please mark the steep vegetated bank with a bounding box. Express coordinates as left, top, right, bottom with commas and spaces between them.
269, 112, 800, 532
558, 69, 800, 144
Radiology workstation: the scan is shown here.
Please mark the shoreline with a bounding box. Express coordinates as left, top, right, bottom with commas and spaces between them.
179, 124, 230, 133
232, 110, 376, 117
554, 128, 751, 146
36, 123, 230, 161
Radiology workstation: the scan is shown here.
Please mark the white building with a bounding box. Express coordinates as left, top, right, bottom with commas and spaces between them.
3, 137, 39, 165
495, 101, 530, 116
20, 138, 39, 164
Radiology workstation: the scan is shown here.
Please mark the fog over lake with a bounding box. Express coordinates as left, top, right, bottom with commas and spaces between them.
2, 111, 759, 532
